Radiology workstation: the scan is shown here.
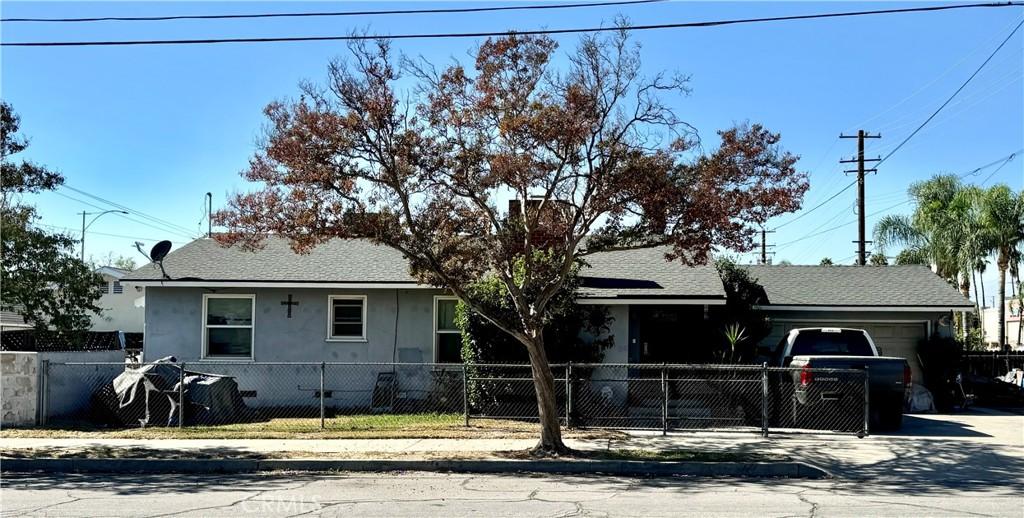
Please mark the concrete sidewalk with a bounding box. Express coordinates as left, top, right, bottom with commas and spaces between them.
3, 410, 1022, 483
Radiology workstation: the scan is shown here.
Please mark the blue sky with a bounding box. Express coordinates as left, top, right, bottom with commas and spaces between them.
3, 1, 1022, 298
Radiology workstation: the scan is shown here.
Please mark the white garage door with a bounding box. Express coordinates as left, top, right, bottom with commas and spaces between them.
766, 321, 927, 382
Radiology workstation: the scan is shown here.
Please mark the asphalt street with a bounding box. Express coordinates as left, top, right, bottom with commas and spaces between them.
2, 470, 1022, 517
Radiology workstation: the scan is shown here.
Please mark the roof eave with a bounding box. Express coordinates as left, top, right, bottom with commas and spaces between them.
758, 304, 974, 312
121, 280, 431, 289
577, 297, 727, 305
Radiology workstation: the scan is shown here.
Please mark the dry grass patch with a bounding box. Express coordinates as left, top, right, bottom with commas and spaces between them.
0, 413, 623, 441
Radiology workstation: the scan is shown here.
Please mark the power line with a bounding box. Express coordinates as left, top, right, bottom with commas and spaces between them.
866, 57, 1023, 148
1, 0, 662, 23
847, 16, 1024, 134
52, 189, 196, 239
875, 17, 1024, 167
788, 202, 853, 258
959, 149, 1024, 178
802, 150, 1024, 249
777, 199, 912, 248
4, 2, 1021, 47
36, 223, 179, 242
979, 152, 1019, 184
776, 17, 1023, 233
773, 179, 857, 230
60, 184, 198, 237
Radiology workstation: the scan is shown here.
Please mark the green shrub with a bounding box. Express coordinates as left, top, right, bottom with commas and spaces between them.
455, 258, 614, 410
713, 258, 772, 363
456, 265, 613, 366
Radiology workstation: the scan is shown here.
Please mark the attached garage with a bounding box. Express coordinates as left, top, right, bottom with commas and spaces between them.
765, 320, 929, 381
744, 265, 974, 385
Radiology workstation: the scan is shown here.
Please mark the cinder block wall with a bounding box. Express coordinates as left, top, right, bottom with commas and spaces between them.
1, 352, 39, 427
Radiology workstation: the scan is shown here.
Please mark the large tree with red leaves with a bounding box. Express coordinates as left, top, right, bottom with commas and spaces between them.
216, 28, 808, 453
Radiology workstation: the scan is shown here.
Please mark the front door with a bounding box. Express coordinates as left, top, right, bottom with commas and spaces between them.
628, 306, 704, 363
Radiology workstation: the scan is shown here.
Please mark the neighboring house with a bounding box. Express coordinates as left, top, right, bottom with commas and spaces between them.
90, 266, 145, 333
0, 305, 32, 332
980, 299, 1023, 351
744, 265, 973, 381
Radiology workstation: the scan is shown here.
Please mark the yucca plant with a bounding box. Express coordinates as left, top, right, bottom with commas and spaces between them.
719, 323, 748, 364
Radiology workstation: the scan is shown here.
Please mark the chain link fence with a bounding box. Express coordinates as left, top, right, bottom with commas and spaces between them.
36, 361, 868, 435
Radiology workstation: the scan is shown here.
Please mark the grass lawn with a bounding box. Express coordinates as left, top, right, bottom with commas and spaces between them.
0, 413, 622, 440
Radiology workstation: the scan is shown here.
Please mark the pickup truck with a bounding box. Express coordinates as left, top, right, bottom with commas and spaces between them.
773, 327, 912, 430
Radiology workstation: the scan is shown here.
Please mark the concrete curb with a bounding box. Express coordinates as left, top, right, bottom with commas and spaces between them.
0, 458, 829, 479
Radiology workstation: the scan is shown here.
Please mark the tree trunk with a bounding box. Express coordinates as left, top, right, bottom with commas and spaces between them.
524, 331, 569, 455
972, 270, 980, 317
958, 273, 972, 337
980, 269, 986, 309
959, 273, 971, 299
998, 260, 1008, 352
1016, 271, 1023, 348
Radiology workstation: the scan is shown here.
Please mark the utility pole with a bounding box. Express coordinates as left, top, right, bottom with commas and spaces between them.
840, 130, 881, 266
759, 227, 775, 265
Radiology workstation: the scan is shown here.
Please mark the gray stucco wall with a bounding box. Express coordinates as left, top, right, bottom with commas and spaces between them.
142, 290, 630, 411
142, 287, 451, 410
144, 287, 445, 363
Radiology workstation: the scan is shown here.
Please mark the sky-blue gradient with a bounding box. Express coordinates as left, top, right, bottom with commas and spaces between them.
3, 1, 1022, 296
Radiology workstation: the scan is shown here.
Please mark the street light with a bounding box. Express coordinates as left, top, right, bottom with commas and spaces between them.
80, 210, 129, 261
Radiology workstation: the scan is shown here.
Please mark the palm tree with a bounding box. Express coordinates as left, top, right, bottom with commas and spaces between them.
971, 185, 1024, 351
874, 175, 972, 293
874, 175, 992, 339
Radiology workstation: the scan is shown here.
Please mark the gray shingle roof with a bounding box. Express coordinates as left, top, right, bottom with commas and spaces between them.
742, 265, 973, 308
123, 239, 968, 307
122, 237, 419, 284
121, 238, 727, 299
577, 247, 726, 300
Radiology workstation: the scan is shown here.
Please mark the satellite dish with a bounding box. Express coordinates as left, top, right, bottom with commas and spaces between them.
150, 241, 172, 263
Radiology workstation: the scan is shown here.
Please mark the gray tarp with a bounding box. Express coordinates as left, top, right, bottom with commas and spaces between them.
95, 357, 253, 427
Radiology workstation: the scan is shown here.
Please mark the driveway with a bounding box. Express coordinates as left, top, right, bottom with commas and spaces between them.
578, 407, 1024, 492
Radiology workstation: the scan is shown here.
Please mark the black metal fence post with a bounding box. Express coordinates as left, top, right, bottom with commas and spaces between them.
761, 362, 769, 438
462, 364, 469, 427
565, 362, 573, 428
319, 361, 326, 429
37, 359, 49, 426
178, 362, 185, 428
861, 366, 870, 438
661, 364, 668, 436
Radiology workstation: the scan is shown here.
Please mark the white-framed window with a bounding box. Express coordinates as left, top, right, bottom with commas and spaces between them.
98, 281, 110, 294
112, 281, 124, 294
327, 295, 367, 341
434, 296, 462, 363
202, 294, 255, 359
